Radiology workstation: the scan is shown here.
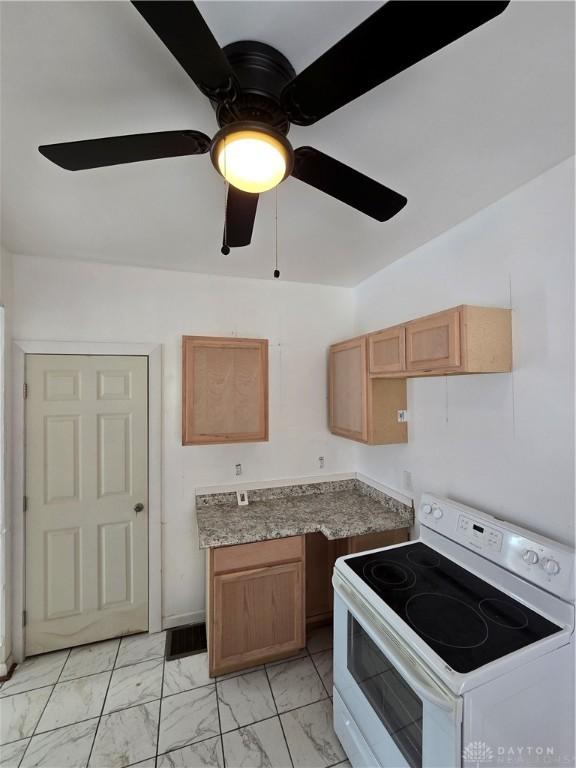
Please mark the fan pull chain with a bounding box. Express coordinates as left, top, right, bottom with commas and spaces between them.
221, 139, 230, 255
273, 186, 280, 279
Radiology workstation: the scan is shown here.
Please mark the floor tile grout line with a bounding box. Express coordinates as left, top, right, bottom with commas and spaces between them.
30, 649, 71, 735
7, 686, 334, 760
0, 681, 56, 700
85, 634, 122, 768
16, 648, 72, 768
263, 658, 294, 768
214, 665, 226, 768
2, 714, 102, 747
0, 649, 146, 700
310, 649, 333, 700
0, 651, 70, 699
9, 635, 334, 767
157, 729, 231, 760
154, 655, 166, 762
101, 658, 165, 717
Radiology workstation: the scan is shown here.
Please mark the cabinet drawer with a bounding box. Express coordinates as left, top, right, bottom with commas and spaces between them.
212, 535, 304, 574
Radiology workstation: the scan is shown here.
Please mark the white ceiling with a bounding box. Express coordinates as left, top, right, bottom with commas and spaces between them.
1, 1, 574, 286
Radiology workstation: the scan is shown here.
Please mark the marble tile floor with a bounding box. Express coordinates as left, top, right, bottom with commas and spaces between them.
0, 627, 351, 768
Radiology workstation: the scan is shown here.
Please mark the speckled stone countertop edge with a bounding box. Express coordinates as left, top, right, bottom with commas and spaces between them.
195, 479, 414, 549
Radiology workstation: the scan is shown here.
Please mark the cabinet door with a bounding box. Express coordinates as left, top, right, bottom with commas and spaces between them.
405, 309, 461, 372
329, 337, 367, 441
211, 562, 304, 674
182, 336, 268, 444
368, 326, 406, 375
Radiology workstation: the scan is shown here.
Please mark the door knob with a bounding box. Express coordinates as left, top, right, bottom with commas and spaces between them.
134, 503, 144, 513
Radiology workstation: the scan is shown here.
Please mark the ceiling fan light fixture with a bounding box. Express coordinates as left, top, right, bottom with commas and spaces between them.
211, 123, 293, 194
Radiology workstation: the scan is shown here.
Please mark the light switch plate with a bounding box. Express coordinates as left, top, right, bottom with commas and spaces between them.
236, 490, 249, 506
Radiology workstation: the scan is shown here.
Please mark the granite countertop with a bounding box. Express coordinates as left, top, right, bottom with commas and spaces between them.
196, 479, 414, 549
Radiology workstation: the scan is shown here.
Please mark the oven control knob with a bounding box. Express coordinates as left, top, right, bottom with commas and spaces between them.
432, 506, 443, 519
422, 503, 433, 515
522, 549, 539, 565
542, 558, 560, 575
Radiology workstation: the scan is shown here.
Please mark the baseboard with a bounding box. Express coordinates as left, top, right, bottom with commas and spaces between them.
162, 610, 206, 630
0, 658, 16, 681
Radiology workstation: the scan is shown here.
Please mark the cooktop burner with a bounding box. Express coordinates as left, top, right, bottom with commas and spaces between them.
345, 542, 561, 673
406, 593, 489, 648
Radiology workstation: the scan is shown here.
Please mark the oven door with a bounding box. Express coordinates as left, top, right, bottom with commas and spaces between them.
333, 574, 462, 768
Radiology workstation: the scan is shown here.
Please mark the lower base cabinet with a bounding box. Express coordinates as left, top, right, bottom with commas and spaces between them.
207, 528, 410, 676
207, 536, 305, 677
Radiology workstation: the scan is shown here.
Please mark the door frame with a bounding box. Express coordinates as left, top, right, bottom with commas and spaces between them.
11, 340, 162, 662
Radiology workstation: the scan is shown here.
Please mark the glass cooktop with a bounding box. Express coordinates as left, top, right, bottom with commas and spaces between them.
345, 542, 562, 673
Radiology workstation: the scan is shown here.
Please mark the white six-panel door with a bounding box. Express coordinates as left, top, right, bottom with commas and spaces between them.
25, 355, 149, 655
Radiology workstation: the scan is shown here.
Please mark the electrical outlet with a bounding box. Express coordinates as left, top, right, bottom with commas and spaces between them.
235, 463, 242, 476
402, 470, 413, 492
318, 456, 325, 469
397, 410, 408, 423
236, 490, 249, 506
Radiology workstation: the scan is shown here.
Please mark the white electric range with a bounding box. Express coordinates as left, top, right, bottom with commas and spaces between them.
332, 494, 575, 768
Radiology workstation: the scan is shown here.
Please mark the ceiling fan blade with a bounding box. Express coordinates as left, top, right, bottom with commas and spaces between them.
38, 130, 211, 171
292, 146, 406, 222
131, 1, 237, 101
282, 1, 509, 125
224, 185, 259, 248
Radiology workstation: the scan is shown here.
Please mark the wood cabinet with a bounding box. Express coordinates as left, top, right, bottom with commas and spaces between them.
305, 533, 342, 628
182, 336, 268, 445
368, 325, 406, 374
328, 337, 408, 445
367, 306, 512, 377
328, 337, 367, 441
345, 528, 410, 554
305, 529, 410, 628
207, 536, 305, 676
207, 528, 411, 675
405, 308, 461, 372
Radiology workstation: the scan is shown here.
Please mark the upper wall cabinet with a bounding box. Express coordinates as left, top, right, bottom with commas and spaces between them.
182, 336, 268, 445
368, 306, 512, 377
328, 336, 408, 445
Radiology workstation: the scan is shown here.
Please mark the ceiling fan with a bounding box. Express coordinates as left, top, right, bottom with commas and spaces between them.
38, 1, 509, 252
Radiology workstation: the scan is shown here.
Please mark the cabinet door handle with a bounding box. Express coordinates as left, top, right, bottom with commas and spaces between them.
134, 503, 144, 513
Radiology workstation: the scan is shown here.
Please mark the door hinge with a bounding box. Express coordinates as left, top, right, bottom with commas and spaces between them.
23, 496, 28, 513
22, 610, 27, 627
23, 381, 28, 399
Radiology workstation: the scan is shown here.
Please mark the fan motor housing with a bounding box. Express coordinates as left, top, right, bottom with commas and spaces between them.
213, 41, 296, 134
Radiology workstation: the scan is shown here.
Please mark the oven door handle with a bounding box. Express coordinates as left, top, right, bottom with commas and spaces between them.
334, 573, 459, 712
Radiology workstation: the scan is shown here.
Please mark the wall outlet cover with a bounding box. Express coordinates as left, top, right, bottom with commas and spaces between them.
236, 490, 249, 506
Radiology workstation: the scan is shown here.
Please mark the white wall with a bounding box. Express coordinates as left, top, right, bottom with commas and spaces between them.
9, 256, 356, 624
4, 157, 574, 640
0, 248, 12, 668
354, 158, 575, 545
